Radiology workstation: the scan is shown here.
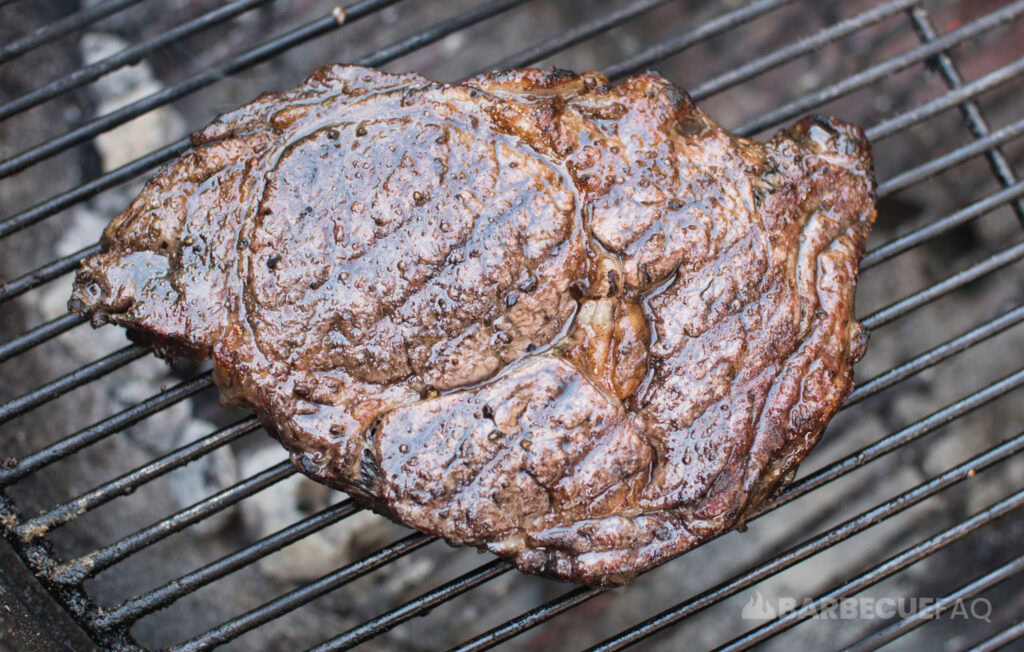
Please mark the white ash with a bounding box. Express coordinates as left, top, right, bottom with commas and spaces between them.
79, 33, 187, 172
161, 419, 241, 536
238, 445, 391, 583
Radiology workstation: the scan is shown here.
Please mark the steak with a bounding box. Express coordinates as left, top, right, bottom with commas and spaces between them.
69, 66, 876, 585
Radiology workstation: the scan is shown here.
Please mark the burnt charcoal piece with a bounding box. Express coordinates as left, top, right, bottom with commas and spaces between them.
70, 66, 876, 585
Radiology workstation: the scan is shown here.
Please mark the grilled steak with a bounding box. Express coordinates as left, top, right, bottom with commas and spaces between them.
69, 66, 876, 585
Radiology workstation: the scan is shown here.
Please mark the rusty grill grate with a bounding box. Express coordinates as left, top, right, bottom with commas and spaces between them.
1, 0, 1023, 650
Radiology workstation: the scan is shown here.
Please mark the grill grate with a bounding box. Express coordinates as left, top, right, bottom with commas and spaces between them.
1, 0, 1023, 650
0, 0, 145, 64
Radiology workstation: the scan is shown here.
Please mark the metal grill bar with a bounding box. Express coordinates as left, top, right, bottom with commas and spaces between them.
586, 451, 1024, 651
733, 0, 1024, 137
49, 445, 282, 585
0, 343, 148, 425
967, 621, 1024, 651
718, 502, 1024, 652
844, 554, 1024, 652
171, 532, 436, 651
0, 0, 404, 181
311, 560, 514, 651
91, 499, 360, 631
866, 56, 1024, 141
0, 244, 102, 304
352, 0, 529, 68
759, 367, 1024, 514
0, 0, 145, 64
0, 313, 86, 364
482, 0, 672, 73
845, 304, 1024, 406
861, 180, 1024, 269
13, 417, 258, 543
0, 0, 276, 122
602, 0, 798, 81
909, 6, 1024, 225
878, 116, 1024, 197
449, 367, 1024, 651
451, 584, 594, 652
860, 239, 1024, 330
0, 141, 185, 240
0, 373, 212, 486
689, 0, 923, 102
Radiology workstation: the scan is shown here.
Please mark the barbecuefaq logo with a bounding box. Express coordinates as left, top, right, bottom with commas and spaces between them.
740, 589, 991, 622
741, 590, 777, 620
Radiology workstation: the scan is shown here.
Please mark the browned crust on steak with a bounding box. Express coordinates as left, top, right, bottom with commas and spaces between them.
69, 66, 876, 585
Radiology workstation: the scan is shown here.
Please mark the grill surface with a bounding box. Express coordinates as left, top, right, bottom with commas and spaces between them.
1, 1, 1023, 650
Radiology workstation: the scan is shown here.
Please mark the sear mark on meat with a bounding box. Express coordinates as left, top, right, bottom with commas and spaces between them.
69, 66, 876, 585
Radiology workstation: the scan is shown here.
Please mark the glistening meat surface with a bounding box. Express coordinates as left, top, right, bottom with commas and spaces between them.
70, 66, 876, 585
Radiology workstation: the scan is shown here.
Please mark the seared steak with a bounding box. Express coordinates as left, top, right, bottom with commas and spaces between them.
70, 66, 876, 585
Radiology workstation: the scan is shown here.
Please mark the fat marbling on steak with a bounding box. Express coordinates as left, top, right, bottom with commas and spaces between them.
69, 66, 876, 585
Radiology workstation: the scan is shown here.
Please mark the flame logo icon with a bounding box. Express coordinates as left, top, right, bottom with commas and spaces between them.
741, 590, 776, 620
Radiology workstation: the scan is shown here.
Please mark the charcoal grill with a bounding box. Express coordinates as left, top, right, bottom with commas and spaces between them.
1, 0, 1023, 649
